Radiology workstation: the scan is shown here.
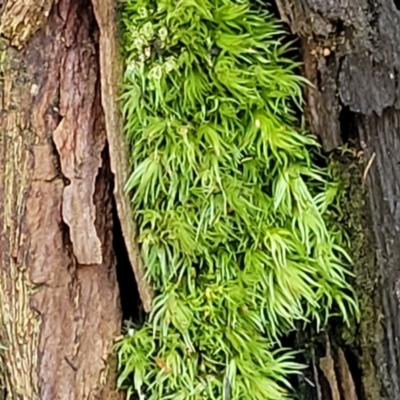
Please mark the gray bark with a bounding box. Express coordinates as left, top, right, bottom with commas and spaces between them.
276, 0, 400, 398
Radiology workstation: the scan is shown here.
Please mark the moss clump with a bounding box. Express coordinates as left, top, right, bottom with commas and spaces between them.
116, 1, 358, 399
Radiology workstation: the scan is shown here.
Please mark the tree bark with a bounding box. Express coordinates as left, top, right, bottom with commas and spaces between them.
275, 0, 400, 399
0, 0, 131, 398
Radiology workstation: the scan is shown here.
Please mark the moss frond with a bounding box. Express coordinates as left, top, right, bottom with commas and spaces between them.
116, 0, 358, 398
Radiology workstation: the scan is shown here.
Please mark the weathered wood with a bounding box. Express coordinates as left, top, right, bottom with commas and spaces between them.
276, 0, 400, 152
276, 0, 400, 399
91, 0, 153, 313
0, 0, 122, 398
357, 109, 400, 400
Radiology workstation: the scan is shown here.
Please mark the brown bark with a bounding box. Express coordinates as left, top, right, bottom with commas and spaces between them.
91, 0, 153, 313
275, 0, 400, 399
0, 0, 129, 398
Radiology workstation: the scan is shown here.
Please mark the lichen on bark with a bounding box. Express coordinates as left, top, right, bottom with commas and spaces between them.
0, 0, 56, 48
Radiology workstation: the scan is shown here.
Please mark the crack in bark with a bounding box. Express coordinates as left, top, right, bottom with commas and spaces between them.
91, 0, 154, 312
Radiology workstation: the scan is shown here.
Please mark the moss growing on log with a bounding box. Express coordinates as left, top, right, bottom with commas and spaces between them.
115, 1, 358, 399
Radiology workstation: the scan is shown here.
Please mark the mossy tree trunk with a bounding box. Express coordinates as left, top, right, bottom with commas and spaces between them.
276, 0, 400, 399
0, 0, 146, 398
3, 0, 399, 398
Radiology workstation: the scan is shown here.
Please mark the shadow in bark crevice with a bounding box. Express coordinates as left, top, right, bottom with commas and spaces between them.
112, 198, 143, 324
98, 140, 143, 324
108, 150, 144, 324
339, 105, 358, 144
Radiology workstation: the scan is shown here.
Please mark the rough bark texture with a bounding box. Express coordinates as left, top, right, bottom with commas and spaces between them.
0, 0, 123, 398
91, 0, 153, 313
275, 0, 400, 399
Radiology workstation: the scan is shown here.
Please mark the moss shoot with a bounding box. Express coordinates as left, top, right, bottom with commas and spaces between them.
115, 0, 358, 399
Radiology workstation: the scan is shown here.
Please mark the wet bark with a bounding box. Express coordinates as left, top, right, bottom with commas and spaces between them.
0, 0, 127, 398
275, 0, 400, 399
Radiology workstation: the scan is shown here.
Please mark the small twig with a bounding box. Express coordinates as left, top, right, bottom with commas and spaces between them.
304, 376, 315, 388
362, 152, 376, 182
311, 348, 322, 400
65, 357, 78, 371
324, 330, 331, 355
319, 332, 340, 400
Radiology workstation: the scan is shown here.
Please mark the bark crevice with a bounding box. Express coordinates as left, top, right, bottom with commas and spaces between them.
91, 0, 153, 313
111, 173, 143, 324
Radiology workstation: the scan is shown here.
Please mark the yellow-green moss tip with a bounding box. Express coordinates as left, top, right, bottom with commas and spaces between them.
116, 0, 358, 399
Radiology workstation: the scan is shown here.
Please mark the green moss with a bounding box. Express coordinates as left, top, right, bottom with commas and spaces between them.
115, 1, 358, 399
329, 145, 382, 399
